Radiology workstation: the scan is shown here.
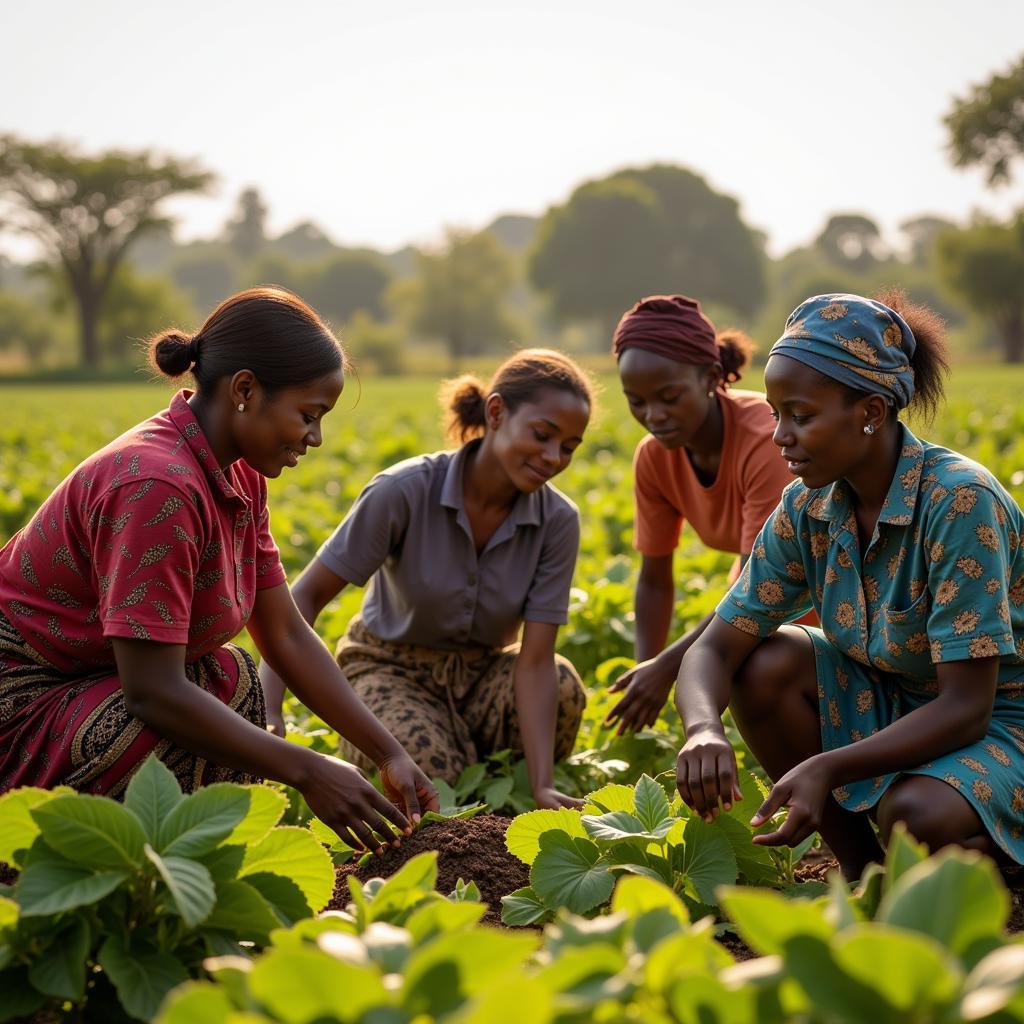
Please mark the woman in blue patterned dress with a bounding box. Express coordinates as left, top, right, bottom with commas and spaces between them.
674, 289, 1024, 880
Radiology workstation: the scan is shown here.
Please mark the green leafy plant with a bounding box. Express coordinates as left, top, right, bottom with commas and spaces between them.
0, 756, 333, 1022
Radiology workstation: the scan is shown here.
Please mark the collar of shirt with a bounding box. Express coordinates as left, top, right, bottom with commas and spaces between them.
439, 439, 543, 550
167, 390, 251, 510
805, 422, 925, 540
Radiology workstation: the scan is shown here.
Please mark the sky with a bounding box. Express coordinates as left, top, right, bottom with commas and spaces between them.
3, 0, 1023, 258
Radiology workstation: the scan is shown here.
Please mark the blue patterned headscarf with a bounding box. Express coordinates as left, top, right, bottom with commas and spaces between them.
770, 294, 917, 409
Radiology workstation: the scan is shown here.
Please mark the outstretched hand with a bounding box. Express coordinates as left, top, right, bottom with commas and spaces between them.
605, 659, 674, 735
675, 728, 743, 822
533, 786, 584, 811
750, 756, 831, 847
378, 753, 440, 825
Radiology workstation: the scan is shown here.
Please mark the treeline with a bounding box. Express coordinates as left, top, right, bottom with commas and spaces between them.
0, 52, 1021, 373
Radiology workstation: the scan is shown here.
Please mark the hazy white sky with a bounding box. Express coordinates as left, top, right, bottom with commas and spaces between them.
3, 0, 1023, 256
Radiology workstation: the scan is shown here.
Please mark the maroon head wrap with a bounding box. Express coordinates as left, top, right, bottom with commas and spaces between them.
612, 295, 719, 365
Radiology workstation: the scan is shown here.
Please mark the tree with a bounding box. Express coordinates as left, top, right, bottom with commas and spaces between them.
271, 221, 336, 262
529, 164, 765, 339
936, 214, 1024, 362
899, 215, 957, 266
0, 135, 213, 367
170, 245, 238, 311
0, 292, 58, 368
391, 228, 520, 369
225, 187, 267, 261
945, 54, 1024, 186
814, 214, 885, 272
303, 251, 392, 326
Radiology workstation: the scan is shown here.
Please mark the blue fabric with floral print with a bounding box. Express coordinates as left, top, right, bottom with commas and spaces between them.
718, 423, 1024, 862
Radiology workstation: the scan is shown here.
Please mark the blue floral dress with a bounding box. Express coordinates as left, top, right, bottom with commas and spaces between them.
718, 424, 1024, 863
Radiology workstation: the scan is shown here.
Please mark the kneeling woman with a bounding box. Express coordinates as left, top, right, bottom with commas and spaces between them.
0, 288, 437, 854
675, 290, 1024, 878
262, 350, 592, 810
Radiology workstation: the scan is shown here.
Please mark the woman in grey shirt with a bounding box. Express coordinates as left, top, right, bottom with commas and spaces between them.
261, 349, 592, 810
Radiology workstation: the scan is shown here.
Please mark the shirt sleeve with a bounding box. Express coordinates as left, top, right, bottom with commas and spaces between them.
738, 433, 794, 555
254, 475, 287, 590
316, 473, 411, 586
921, 481, 1017, 663
93, 479, 205, 644
633, 441, 683, 557
715, 490, 813, 637
523, 504, 580, 625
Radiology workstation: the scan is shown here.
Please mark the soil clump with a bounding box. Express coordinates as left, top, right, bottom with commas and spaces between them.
329, 814, 528, 927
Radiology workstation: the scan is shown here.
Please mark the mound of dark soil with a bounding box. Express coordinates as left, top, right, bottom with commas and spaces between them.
329, 814, 529, 926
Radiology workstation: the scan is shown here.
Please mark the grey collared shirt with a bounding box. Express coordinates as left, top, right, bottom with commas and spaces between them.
315, 442, 580, 650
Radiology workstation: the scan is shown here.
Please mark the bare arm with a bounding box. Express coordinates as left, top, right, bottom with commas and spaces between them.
751, 658, 999, 846
673, 614, 763, 820
634, 553, 675, 661
258, 558, 348, 734
113, 637, 414, 851
513, 620, 582, 810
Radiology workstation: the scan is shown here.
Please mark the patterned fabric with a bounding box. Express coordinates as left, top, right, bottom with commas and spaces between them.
0, 610, 264, 795
772, 294, 917, 408
334, 616, 586, 785
717, 423, 1024, 863
0, 390, 286, 672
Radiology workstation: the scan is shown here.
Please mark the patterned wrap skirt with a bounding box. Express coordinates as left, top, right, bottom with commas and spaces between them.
0, 610, 264, 797
804, 625, 1024, 864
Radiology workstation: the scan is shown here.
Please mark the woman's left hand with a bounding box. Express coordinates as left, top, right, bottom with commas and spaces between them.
533, 786, 584, 811
378, 754, 440, 825
750, 756, 833, 847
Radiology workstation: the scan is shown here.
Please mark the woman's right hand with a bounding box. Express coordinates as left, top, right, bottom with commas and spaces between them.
675, 728, 742, 822
300, 753, 412, 853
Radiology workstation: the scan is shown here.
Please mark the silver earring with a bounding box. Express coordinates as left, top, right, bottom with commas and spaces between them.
237, 403, 245, 413
863, 423, 874, 435
707, 390, 715, 398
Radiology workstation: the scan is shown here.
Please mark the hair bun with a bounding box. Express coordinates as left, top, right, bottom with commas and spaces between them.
149, 329, 196, 379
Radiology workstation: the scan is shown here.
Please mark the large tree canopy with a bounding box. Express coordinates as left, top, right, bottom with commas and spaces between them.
529, 164, 765, 339
937, 214, 1024, 363
0, 135, 212, 366
945, 53, 1024, 186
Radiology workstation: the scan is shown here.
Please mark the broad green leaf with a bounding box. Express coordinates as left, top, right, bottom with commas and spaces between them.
611, 874, 688, 923
543, 912, 629, 957
365, 851, 437, 922
582, 783, 635, 815
158, 784, 251, 858
877, 848, 1009, 959
505, 808, 586, 865
307, 816, 357, 859
145, 845, 215, 928
0, 788, 57, 866
16, 844, 126, 916
245, 872, 312, 926
500, 886, 549, 926
401, 929, 538, 1017
668, 972, 760, 1024
482, 776, 515, 810
720, 887, 835, 956
459, 975, 553, 1024
582, 810, 672, 842
533, 943, 627, 1001
882, 822, 928, 893
99, 933, 189, 1023
31, 794, 146, 870
240, 826, 333, 913
204, 879, 281, 940
27, 916, 90, 1000
682, 816, 738, 905
833, 925, 961, 1012
0, 898, 16, 933
726, 770, 770, 829
633, 774, 670, 832
531, 831, 614, 914
360, 921, 413, 974
455, 762, 487, 797
155, 981, 236, 1024
248, 946, 388, 1023
709, 813, 778, 886
198, 843, 246, 883
124, 756, 183, 841
223, 785, 287, 847
644, 922, 735, 992
960, 945, 1024, 1021
405, 899, 486, 941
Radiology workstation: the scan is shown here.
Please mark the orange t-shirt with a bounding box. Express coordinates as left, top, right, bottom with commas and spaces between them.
633, 389, 792, 559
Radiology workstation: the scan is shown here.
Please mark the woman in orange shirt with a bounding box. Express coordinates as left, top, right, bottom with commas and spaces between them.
607, 294, 796, 733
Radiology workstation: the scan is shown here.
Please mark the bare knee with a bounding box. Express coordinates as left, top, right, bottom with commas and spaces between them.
877, 776, 983, 852
732, 627, 816, 723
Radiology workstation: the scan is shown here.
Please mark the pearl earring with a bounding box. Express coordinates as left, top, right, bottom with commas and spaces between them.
707, 390, 715, 398
237, 403, 245, 413
863, 423, 874, 435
